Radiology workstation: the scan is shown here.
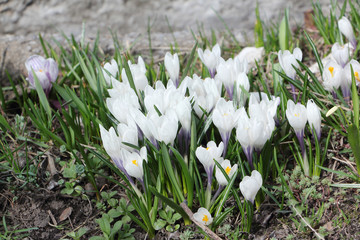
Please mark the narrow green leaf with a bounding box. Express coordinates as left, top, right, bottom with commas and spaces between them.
161, 142, 185, 202
181, 42, 198, 81
348, 124, 360, 175
304, 30, 323, 75
169, 146, 194, 208
351, 65, 359, 128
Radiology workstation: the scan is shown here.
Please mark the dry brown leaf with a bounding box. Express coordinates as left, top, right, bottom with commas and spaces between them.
59, 207, 73, 222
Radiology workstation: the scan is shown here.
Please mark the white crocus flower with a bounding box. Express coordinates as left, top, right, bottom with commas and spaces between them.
286, 99, 307, 161
193, 208, 213, 226
212, 98, 241, 155
236, 107, 273, 169
187, 75, 221, 117
106, 96, 139, 125
345, 59, 360, 86
331, 42, 351, 68
102, 59, 118, 86
235, 46, 264, 71
116, 122, 139, 151
123, 147, 147, 181
197, 44, 221, 78
25, 55, 59, 96
164, 52, 180, 87
99, 125, 123, 168
239, 170, 263, 204
144, 82, 167, 114
173, 96, 191, 134
100, 125, 136, 185
121, 56, 148, 92
215, 160, 238, 186
215, 58, 237, 99
278, 48, 303, 80
195, 141, 224, 185
148, 110, 178, 145
322, 60, 343, 95
278, 48, 302, 101
234, 72, 250, 106
286, 100, 307, 134
306, 99, 321, 141
338, 16, 357, 49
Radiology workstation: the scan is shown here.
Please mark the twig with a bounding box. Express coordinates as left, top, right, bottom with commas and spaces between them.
180, 202, 222, 240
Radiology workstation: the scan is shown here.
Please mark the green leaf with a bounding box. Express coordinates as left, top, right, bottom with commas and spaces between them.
161, 143, 184, 202
159, 210, 167, 220
166, 225, 174, 232
108, 209, 122, 219
149, 186, 190, 223
304, 31, 323, 76
154, 219, 167, 230
279, 9, 291, 51
348, 124, 360, 175
181, 42, 198, 81
254, 3, 264, 47
351, 64, 359, 128
32, 69, 52, 122
110, 220, 123, 238
63, 163, 77, 179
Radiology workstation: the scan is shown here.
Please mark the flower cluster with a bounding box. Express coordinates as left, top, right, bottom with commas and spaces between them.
322, 16, 359, 100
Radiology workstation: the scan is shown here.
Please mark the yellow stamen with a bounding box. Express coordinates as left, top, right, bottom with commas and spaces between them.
206, 147, 210, 150
132, 160, 138, 166
39, 69, 43, 72
223, 113, 228, 116
355, 72, 360, 82
328, 66, 334, 77
294, 113, 299, 117
225, 166, 231, 175
202, 214, 209, 223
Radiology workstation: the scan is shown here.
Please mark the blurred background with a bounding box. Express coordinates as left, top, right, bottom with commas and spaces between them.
0, 0, 339, 80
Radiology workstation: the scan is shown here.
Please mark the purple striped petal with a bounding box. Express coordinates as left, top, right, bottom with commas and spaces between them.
25, 55, 46, 72
44, 58, 59, 83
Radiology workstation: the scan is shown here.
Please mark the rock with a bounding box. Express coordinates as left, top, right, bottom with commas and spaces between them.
0, 0, 341, 84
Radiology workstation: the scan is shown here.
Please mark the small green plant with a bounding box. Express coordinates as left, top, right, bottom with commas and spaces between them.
90, 213, 135, 240
179, 229, 195, 240
153, 206, 182, 232
65, 227, 88, 240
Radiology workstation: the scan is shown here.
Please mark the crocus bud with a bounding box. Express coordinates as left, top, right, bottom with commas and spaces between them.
102, 59, 118, 85
331, 42, 351, 68
164, 52, 180, 87
198, 44, 221, 78
215, 159, 238, 186
286, 100, 307, 133
286, 99, 307, 154
278, 48, 302, 80
306, 99, 321, 141
25, 55, 59, 96
212, 98, 241, 155
121, 56, 148, 92
239, 170, 263, 204
338, 16, 357, 49
193, 207, 213, 226
235, 46, 264, 70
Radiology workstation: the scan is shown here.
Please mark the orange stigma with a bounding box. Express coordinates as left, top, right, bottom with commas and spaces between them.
328, 67, 334, 77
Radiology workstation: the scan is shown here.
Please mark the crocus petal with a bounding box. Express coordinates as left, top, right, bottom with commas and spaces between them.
239, 170, 262, 203
193, 207, 213, 226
